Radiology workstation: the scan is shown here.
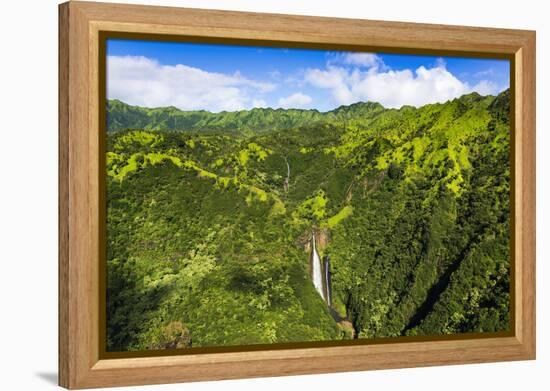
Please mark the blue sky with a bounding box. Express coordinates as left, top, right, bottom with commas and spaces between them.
107, 39, 509, 112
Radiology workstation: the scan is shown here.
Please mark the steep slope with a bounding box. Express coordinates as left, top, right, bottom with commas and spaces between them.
325, 91, 511, 337
106, 90, 511, 351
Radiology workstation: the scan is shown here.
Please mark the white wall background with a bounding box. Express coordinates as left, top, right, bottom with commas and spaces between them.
0, 0, 547, 389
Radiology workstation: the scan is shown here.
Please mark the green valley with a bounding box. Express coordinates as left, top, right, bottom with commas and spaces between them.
106, 90, 511, 351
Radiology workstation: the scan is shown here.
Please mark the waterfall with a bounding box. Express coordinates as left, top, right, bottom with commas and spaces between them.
311, 234, 325, 300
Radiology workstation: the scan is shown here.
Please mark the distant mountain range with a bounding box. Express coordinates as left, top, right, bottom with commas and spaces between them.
107, 91, 508, 137
107, 98, 387, 135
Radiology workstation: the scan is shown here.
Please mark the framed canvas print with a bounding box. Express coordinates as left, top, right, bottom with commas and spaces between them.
58, 1, 536, 389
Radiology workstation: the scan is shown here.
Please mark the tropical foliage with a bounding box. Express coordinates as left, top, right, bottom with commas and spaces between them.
106, 90, 511, 351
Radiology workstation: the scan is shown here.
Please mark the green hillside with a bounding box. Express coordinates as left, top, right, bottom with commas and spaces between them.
106, 90, 511, 351
107, 99, 384, 136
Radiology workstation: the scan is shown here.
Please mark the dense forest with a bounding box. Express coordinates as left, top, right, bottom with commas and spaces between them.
106, 90, 511, 351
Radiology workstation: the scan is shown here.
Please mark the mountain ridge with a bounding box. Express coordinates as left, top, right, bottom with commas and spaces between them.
107, 90, 507, 134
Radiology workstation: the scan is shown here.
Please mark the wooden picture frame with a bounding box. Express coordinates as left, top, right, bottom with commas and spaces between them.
59, 1, 536, 389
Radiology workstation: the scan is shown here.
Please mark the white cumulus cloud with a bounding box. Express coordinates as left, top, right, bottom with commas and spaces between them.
278, 92, 313, 109
107, 55, 276, 112
336, 52, 382, 68
305, 60, 503, 109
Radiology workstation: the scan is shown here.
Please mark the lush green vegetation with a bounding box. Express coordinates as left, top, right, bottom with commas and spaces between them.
106, 90, 511, 351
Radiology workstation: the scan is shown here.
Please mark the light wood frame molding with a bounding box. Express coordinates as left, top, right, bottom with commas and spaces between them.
59, 1, 536, 389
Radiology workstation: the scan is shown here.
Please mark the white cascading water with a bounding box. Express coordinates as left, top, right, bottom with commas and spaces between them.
311, 234, 325, 300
